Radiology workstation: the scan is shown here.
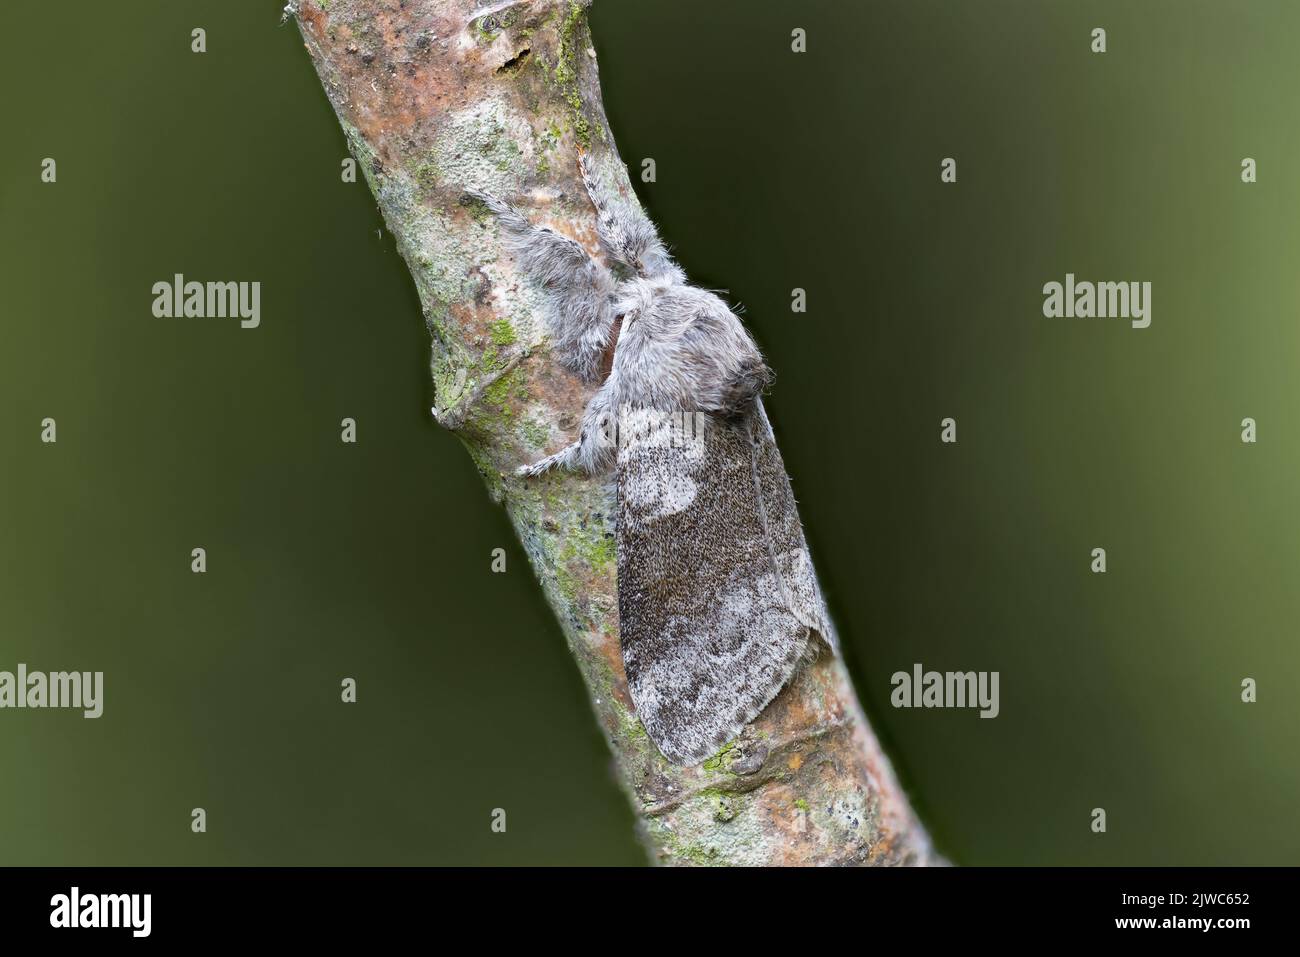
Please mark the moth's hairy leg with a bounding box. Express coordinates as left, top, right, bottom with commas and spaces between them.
464, 188, 531, 234
467, 186, 617, 381
516, 374, 619, 477
516, 443, 578, 478
465, 187, 593, 269
578, 154, 679, 280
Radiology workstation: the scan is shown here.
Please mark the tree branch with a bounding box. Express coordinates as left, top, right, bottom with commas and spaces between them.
292, 0, 939, 866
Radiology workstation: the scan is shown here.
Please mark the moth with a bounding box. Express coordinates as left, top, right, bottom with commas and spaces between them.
470, 155, 836, 765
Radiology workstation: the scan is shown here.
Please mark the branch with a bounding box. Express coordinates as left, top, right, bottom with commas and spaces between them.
292, 0, 939, 866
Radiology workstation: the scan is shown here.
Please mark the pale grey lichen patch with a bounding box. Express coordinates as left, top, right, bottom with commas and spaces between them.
500, 269, 547, 348
649, 792, 770, 867
431, 96, 533, 197
406, 209, 484, 304
810, 788, 877, 861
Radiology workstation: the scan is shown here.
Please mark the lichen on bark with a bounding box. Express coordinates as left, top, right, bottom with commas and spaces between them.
293, 0, 939, 866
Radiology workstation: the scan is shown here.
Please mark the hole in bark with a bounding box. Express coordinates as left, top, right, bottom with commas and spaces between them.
497, 46, 531, 74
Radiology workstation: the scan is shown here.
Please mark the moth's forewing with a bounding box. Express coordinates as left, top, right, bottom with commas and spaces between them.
616, 403, 833, 765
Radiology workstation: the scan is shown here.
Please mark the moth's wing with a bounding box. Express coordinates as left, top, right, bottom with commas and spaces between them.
615, 405, 834, 766
751, 399, 837, 651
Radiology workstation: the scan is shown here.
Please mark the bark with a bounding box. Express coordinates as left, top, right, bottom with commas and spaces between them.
290, 0, 940, 866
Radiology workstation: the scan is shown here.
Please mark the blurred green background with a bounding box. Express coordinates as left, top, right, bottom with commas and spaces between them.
1, 0, 1296, 865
